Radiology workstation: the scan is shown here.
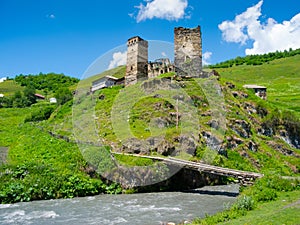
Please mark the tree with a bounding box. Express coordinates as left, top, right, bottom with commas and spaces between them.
23, 86, 36, 106
12, 91, 26, 108
55, 88, 73, 105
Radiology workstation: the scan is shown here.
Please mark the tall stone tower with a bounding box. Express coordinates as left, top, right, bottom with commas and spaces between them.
125, 36, 148, 86
174, 26, 202, 77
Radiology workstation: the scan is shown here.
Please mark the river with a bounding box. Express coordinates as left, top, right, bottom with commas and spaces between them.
0, 184, 239, 225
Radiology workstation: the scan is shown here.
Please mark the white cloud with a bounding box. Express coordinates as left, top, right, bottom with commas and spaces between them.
47, 14, 56, 19
218, 1, 263, 45
135, 0, 188, 22
108, 51, 127, 70
203, 51, 212, 65
161, 52, 167, 57
218, 0, 300, 55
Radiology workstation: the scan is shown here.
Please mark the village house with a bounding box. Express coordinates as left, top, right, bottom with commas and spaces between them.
34, 93, 45, 100
49, 97, 57, 103
243, 84, 267, 100
91, 76, 124, 92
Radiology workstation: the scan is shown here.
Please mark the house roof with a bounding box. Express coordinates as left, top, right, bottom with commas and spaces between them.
243, 84, 267, 89
105, 75, 119, 80
92, 75, 124, 85
34, 93, 45, 99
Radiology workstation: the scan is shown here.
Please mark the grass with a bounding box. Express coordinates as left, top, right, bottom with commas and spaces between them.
0, 107, 121, 203
74, 65, 126, 91
191, 174, 300, 225
217, 54, 300, 117
0, 80, 24, 96
191, 190, 300, 225
221, 190, 300, 225
44, 65, 300, 177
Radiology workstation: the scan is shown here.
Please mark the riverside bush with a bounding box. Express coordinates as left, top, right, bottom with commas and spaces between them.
232, 195, 255, 211
255, 174, 300, 192
253, 188, 277, 202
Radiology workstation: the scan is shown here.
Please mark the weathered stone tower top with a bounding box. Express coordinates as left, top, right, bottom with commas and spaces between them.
174, 26, 202, 77
125, 36, 148, 86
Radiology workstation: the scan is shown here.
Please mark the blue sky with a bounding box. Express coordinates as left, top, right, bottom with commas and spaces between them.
1, 0, 300, 79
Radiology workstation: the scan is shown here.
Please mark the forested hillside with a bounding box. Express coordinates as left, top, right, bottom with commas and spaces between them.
210, 48, 300, 68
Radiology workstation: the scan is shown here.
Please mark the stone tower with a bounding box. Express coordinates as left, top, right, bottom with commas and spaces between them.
174, 26, 202, 77
125, 36, 148, 86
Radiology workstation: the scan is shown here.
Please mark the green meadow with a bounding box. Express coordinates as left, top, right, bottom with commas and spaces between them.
217, 54, 300, 117
0, 80, 24, 97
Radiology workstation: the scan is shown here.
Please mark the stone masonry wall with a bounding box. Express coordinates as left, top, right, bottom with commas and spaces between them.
126, 36, 148, 86
174, 26, 202, 77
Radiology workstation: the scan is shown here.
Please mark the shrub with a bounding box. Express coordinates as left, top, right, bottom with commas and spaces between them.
233, 195, 255, 211
55, 88, 73, 105
253, 188, 277, 202
25, 105, 56, 122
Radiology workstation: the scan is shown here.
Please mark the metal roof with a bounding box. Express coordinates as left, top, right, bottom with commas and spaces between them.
243, 84, 267, 89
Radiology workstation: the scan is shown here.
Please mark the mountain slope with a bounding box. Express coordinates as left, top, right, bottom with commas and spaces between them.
44, 55, 300, 179
216, 54, 300, 117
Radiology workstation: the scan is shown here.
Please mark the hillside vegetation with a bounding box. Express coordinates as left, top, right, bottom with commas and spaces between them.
0, 52, 299, 218
42, 55, 300, 178
0, 80, 24, 96
0, 73, 78, 108
15, 73, 79, 93
217, 54, 300, 117
210, 48, 300, 68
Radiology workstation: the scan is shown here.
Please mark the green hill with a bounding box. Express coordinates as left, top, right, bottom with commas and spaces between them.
216, 54, 300, 117
45, 55, 300, 176
74, 65, 126, 90
0, 54, 299, 210
0, 80, 24, 96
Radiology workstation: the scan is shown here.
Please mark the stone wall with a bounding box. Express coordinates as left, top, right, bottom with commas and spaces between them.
148, 58, 175, 79
174, 26, 202, 77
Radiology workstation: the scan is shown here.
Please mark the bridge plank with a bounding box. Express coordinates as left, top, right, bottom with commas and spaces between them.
112, 152, 263, 182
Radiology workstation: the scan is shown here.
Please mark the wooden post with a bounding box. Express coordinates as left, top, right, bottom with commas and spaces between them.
176, 98, 179, 130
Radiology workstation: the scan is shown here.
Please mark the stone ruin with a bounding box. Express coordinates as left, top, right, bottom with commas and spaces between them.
125, 26, 203, 86
174, 26, 202, 77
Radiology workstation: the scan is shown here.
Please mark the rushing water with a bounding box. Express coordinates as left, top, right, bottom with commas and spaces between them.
0, 184, 239, 225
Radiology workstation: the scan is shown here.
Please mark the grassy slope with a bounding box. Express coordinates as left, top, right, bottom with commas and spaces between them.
191, 189, 300, 225
72, 65, 126, 91
0, 80, 24, 96
44, 56, 300, 177
222, 190, 300, 225
190, 55, 300, 224
0, 107, 120, 203
216, 54, 300, 117
3, 55, 298, 208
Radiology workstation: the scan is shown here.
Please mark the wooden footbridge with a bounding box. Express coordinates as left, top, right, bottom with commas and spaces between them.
113, 153, 263, 185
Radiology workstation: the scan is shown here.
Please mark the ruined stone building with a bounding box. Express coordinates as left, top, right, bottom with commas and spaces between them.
174, 26, 202, 77
148, 58, 174, 79
125, 26, 203, 86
